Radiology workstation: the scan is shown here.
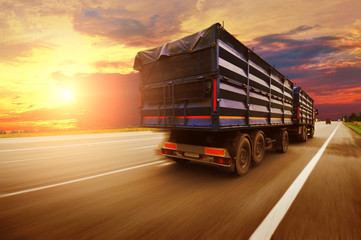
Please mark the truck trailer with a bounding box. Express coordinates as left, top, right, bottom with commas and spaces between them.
133, 23, 316, 175
289, 87, 316, 141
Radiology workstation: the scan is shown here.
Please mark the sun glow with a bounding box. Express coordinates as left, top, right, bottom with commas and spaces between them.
61, 88, 75, 103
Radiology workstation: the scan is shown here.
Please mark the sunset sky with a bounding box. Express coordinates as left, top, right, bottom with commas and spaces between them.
1, 0, 361, 130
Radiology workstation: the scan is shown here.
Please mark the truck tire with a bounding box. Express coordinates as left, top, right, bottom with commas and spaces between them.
277, 130, 289, 153
234, 134, 251, 176
297, 125, 308, 142
252, 131, 265, 165
309, 126, 314, 138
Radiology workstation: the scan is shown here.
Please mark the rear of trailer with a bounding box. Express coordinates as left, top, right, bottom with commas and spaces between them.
134, 23, 295, 175
289, 87, 316, 141
134, 23, 293, 131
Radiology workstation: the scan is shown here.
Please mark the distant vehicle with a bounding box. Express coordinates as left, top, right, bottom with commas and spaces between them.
134, 23, 316, 176
326, 119, 331, 124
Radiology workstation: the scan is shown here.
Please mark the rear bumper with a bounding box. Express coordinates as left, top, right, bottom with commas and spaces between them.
161, 142, 232, 168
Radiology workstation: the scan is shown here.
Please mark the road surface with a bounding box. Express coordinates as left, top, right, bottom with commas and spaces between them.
0, 122, 360, 239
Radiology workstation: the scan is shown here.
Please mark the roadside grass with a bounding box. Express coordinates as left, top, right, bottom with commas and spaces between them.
343, 122, 361, 135
0, 128, 156, 138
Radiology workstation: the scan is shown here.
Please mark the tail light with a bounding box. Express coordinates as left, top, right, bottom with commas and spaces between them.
162, 149, 174, 155
214, 157, 231, 165
297, 106, 300, 119
213, 79, 217, 111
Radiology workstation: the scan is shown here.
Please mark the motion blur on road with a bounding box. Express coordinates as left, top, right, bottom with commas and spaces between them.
1, 122, 361, 239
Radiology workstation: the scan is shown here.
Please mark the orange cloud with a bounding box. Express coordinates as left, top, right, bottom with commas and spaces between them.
313, 87, 361, 105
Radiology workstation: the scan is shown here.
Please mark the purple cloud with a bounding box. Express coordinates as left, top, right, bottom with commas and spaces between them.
249, 25, 361, 120
73, 8, 165, 46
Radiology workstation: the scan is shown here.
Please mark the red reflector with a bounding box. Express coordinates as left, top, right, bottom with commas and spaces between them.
297, 106, 300, 119
213, 79, 217, 111
205, 147, 225, 157
162, 149, 173, 155
214, 157, 231, 165
144, 116, 165, 119
177, 116, 211, 119
164, 142, 177, 150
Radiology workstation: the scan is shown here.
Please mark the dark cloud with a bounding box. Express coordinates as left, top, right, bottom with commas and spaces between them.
254, 25, 320, 45
72, 7, 184, 47
73, 8, 161, 46
300, 67, 361, 90
263, 43, 337, 71
253, 26, 341, 71
83, 9, 100, 18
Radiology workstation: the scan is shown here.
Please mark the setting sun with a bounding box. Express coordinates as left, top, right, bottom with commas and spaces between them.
61, 89, 75, 103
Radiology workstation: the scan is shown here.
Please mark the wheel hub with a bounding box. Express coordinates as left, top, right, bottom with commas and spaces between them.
239, 148, 248, 167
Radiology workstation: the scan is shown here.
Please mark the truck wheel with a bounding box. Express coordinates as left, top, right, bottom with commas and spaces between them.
309, 127, 314, 138
234, 134, 251, 176
278, 130, 289, 153
252, 131, 265, 165
297, 125, 308, 142
302, 125, 308, 142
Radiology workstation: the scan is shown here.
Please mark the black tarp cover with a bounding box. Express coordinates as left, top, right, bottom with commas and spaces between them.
133, 23, 219, 70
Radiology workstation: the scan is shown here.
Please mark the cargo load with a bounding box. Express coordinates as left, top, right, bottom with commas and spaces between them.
134, 23, 293, 131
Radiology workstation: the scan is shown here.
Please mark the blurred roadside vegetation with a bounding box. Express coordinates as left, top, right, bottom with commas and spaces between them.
342, 112, 361, 135
343, 112, 361, 122
343, 122, 361, 135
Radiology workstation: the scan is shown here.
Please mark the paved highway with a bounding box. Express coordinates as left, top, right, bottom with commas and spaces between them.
0, 122, 360, 239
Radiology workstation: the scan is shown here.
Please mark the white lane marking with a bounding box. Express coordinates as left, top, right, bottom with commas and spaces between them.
250, 123, 340, 240
130, 145, 158, 150
159, 162, 173, 167
0, 137, 163, 153
0, 152, 84, 164
0, 160, 167, 199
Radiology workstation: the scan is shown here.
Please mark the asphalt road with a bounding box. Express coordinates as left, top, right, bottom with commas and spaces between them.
0, 122, 360, 239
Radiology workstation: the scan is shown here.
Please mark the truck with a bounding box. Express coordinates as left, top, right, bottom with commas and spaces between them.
133, 23, 316, 176
289, 87, 316, 141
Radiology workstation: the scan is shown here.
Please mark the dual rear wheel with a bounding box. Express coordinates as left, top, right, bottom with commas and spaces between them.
252, 131, 265, 165
234, 131, 266, 176
234, 130, 288, 176
234, 134, 252, 176
277, 130, 289, 153
297, 125, 308, 142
